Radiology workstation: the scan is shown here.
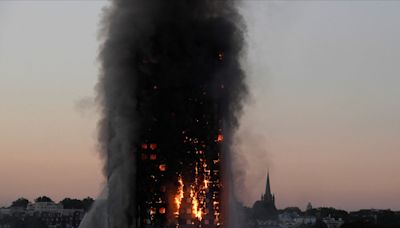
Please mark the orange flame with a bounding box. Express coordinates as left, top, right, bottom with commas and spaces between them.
216, 134, 223, 142
174, 176, 184, 217
173, 131, 221, 225
190, 188, 202, 221
204, 179, 209, 189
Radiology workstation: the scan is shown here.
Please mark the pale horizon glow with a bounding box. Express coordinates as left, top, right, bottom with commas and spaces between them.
0, 1, 399, 211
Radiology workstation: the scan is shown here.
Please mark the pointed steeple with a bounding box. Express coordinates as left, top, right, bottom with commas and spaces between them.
265, 170, 272, 201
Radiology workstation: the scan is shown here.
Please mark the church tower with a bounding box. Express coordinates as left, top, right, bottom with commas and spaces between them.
263, 172, 275, 205
252, 171, 278, 220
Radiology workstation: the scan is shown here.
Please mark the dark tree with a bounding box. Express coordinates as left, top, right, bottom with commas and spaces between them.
82, 197, 94, 212
281, 207, 303, 215
34, 196, 53, 203
314, 207, 348, 220
378, 210, 397, 225
11, 198, 30, 208
59, 198, 83, 209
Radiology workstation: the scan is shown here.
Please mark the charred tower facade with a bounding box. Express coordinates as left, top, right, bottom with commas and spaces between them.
98, 1, 246, 228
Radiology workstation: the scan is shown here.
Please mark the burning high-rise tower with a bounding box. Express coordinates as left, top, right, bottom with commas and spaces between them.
92, 1, 247, 228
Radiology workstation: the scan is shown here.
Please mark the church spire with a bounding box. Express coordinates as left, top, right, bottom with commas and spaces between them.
265, 170, 272, 201
266, 171, 271, 195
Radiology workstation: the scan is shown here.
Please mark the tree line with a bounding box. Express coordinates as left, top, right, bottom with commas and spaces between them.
9, 196, 94, 212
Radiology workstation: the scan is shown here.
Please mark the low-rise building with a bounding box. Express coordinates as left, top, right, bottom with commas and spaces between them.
322, 216, 344, 228
0, 202, 84, 228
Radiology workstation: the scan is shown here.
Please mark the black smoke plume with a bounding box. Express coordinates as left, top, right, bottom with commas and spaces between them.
83, 1, 247, 228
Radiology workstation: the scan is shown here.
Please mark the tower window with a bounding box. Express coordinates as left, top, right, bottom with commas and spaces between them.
159, 164, 167, 171
150, 143, 157, 150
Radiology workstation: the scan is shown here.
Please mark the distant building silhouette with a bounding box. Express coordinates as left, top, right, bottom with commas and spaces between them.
252, 172, 278, 220
0, 201, 84, 228
306, 202, 313, 211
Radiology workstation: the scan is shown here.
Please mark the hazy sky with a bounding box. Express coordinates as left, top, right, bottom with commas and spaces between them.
1, 1, 399, 211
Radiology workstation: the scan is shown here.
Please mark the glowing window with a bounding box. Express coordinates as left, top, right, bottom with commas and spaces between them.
218, 52, 224, 61
216, 134, 224, 142
149, 143, 157, 150
159, 164, 167, 172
